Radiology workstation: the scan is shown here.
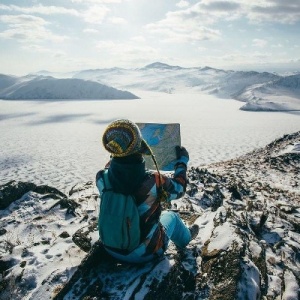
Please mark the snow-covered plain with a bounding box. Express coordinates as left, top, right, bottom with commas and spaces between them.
1, 90, 300, 191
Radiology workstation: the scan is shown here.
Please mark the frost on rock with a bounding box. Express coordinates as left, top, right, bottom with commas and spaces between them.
0, 131, 300, 300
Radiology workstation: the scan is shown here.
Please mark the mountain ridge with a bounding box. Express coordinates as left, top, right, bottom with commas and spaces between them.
1, 62, 299, 111
141, 62, 185, 70
72, 63, 300, 111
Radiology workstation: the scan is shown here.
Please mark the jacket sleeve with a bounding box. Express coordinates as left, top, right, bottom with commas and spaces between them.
161, 163, 188, 201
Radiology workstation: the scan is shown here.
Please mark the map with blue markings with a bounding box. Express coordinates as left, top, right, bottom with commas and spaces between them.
137, 123, 181, 171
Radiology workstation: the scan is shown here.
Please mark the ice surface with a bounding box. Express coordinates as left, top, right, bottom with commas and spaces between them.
1, 91, 299, 191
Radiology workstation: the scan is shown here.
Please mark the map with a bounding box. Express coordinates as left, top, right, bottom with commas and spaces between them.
136, 123, 181, 171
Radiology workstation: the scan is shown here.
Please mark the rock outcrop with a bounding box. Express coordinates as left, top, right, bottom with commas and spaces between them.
0, 132, 299, 300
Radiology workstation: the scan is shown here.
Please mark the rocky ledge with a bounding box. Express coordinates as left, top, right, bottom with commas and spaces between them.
0, 132, 299, 300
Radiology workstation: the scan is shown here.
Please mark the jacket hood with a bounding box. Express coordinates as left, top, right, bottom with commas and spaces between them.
108, 156, 146, 194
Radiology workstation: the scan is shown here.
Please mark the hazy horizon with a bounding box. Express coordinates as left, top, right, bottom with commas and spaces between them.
2, 61, 300, 78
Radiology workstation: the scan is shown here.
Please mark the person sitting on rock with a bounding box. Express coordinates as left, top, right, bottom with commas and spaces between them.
96, 119, 199, 263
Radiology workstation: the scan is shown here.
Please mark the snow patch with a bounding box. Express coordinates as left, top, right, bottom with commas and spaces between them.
207, 221, 242, 253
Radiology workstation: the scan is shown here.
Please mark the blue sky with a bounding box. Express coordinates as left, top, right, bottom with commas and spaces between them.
0, 0, 299, 75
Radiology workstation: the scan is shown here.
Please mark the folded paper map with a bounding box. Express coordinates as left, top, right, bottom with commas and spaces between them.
137, 123, 181, 171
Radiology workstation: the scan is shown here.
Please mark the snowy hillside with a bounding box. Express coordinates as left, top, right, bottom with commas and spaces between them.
0, 74, 19, 90
72, 63, 300, 111
211, 71, 280, 98
73, 63, 226, 94
236, 74, 300, 111
0, 132, 299, 299
0, 75, 139, 100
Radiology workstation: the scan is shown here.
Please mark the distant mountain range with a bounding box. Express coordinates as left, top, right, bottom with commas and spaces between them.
1, 62, 299, 111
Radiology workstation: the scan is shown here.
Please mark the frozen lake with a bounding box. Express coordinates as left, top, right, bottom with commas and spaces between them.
1, 91, 299, 191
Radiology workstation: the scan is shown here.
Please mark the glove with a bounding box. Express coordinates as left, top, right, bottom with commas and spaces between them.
175, 146, 189, 166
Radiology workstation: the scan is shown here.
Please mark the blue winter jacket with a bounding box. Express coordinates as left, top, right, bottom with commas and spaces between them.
95, 155, 188, 262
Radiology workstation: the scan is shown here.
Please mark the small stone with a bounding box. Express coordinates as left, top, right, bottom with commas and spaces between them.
20, 261, 26, 268
59, 231, 70, 238
0, 228, 7, 236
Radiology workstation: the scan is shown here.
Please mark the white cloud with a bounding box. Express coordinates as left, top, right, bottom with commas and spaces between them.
71, 0, 123, 3
197, 50, 273, 68
0, 4, 12, 11
96, 40, 115, 49
109, 17, 127, 24
0, 3, 112, 25
185, 1, 243, 23
176, 1, 190, 8
201, 0, 241, 12
146, 12, 220, 43
0, 4, 79, 16
289, 58, 300, 63
246, 0, 300, 24
252, 38, 268, 48
83, 28, 99, 34
159, 0, 300, 30
144, 1, 242, 44
271, 43, 283, 48
52, 52, 67, 59
145, 0, 300, 45
0, 14, 67, 42
96, 41, 160, 65
198, 46, 206, 51
0, 14, 48, 25
81, 5, 110, 24
130, 36, 146, 43
21, 44, 67, 58
21, 44, 52, 53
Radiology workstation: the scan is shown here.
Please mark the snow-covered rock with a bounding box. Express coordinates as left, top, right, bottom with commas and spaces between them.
0, 131, 299, 299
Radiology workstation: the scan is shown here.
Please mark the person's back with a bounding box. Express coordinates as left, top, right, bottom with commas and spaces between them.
96, 119, 199, 263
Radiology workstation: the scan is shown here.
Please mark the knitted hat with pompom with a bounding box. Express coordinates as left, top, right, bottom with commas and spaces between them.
102, 119, 152, 157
